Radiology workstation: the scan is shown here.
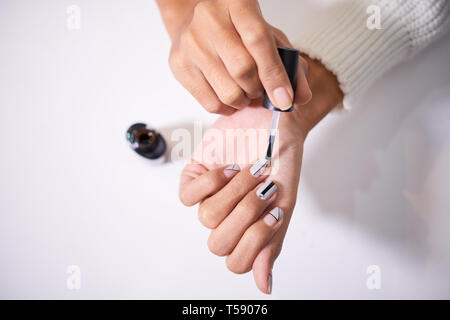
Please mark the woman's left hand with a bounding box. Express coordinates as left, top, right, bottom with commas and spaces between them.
179, 55, 342, 294
179, 105, 306, 294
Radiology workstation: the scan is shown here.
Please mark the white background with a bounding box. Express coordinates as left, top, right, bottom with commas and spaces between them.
1, 0, 449, 299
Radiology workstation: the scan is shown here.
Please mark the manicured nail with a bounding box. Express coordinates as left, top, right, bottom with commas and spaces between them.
268, 273, 272, 294
264, 207, 284, 226
270, 207, 283, 220
250, 158, 269, 177
224, 164, 240, 178
256, 180, 277, 200
273, 87, 293, 110
263, 213, 277, 227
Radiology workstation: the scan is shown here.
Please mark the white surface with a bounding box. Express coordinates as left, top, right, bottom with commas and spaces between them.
1, 0, 449, 299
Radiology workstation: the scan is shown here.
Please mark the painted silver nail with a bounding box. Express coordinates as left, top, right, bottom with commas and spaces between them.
225, 164, 241, 172
269, 207, 284, 221
268, 273, 272, 294
250, 158, 269, 177
257, 180, 277, 200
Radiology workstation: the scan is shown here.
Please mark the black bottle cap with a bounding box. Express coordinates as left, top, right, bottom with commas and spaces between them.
262, 46, 299, 113
126, 123, 166, 160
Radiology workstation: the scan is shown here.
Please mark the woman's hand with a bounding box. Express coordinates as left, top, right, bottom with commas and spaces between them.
179, 56, 343, 294
158, 0, 311, 115
180, 105, 304, 294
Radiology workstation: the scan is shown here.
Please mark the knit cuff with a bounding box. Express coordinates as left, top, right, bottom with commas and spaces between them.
293, 0, 435, 109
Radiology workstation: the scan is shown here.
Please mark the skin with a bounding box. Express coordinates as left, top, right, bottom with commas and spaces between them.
179, 56, 343, 294
156, 0, 312, 115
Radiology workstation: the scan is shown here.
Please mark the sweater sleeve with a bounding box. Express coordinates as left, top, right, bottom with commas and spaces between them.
293, 0, 450, 109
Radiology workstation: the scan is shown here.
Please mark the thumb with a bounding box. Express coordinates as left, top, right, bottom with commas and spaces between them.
272, 28, 312, 106
252, 241, 282, 295
295, 56, 312, 105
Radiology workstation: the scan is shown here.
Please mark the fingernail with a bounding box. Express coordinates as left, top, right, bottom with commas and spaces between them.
270, 207, 284, 221
224, 164, 240, 178
273, 87, 293, 110
263, 207, 283, 227
256, 180, 277, 200
250, 158, 269, 177
263, 213, 278, 227
268, 273, 272, 294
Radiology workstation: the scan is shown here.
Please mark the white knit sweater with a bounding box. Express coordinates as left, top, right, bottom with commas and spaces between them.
294, 0, 450, 109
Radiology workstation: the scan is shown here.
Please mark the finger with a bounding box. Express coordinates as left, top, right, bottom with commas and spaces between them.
295, 57, 312, 105
196, 51, 251, 109
225, 207, 284, 274
207, 180, 278, 256
198, 163, 268, 229
213, 28, 264, 99
252, 242, 280, 294
272, 27, 312, 106
271, 26, 292, 48
252, 210, 290, 295
230, 2, 294, 110
179, 163, 241, 207
169, 56, 235, 115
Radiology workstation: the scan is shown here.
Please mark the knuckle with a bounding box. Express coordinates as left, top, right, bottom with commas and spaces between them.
168, 51, 183, 74
198, 203, 218, 229
187, 84, 209, 106
193, 1, 215, 19
237, 200, 259, 218
182, 29, 200, 50
207, 233, 228, 257
188, 85, 220, 112
205, 100, 224, 114
219, 88, 245, 106
246, 226, 265, 244
205, 176, 223, 192
179, 189, 193, 207
189, 85, 204, 99
168, 51, 195, 82
211, 176, 224, 190
226, 255, 251, 274
244, 24, 270, 46
230, 59, 257, 81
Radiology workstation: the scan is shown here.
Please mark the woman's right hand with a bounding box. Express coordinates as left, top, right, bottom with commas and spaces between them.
166, 0, 312, 115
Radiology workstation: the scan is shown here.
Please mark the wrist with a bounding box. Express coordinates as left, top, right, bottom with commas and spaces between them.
292, 54, 343, 140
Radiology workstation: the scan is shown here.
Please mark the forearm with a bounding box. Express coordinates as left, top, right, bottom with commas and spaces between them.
156, 0, 201, 40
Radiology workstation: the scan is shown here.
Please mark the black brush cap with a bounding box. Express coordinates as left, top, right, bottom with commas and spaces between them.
262, 46, 299, 112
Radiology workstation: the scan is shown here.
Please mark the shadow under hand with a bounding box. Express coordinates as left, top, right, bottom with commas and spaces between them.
157, 121, 209, 164
301, 33, 450, 262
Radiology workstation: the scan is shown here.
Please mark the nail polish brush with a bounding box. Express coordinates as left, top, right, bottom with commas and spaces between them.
252, 47, 299, 175
265, 109, 280, 161
250, 109, 282, 177
263, 46, 299, 157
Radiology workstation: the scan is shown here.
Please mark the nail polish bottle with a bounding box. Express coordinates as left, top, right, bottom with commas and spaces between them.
126, 123, 167, 161
262, 46, 299, 113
